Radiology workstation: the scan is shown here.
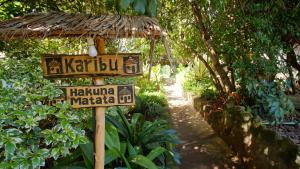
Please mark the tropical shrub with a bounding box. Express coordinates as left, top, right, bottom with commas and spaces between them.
246, 80, 295, 123
178, 60, 217, 98
131, 91, 168, 119
105, 76, 138, 85
51, 142, 95, 169
136, 76, 160, 93
151, 64, 172, 82
0, 57, 89, 169
105, 107, 180, 168
136, 65, 171, 94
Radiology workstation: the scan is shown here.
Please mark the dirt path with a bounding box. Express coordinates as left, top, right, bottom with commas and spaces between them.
164, 82, 238, 169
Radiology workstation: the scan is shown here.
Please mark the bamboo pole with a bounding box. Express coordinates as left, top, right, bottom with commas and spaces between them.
162, 36, 176, 72
94, 38, 105, 169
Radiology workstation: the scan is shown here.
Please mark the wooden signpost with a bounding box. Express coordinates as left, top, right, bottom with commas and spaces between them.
43, 39, 141, 169
94, 38, 105, 169
41, 53, 142, 78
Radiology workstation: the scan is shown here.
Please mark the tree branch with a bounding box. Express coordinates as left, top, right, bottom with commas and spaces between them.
179, 41, 224, 93
190, 1, 235, 92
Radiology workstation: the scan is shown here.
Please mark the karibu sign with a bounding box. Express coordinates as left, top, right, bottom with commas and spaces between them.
41, 53, 142, 78
50, 85, 135, 108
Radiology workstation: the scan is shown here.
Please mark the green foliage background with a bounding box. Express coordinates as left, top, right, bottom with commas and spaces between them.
0, 43, 90, 168
0, 0, 300, 168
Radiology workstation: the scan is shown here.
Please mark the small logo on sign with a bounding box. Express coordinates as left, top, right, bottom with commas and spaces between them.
117, 86, 133, 104
123, 56, 139, 74
46, 58, 63, 74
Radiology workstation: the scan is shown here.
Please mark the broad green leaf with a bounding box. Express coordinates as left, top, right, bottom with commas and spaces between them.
54, 166, 86, 169
105, 0, 115, 10
51, 148, 61, 160
80, 143, 94, 169
119, 0, 133, 10
127, 142, 137, 157
146, 146, 166, 160
5, 141, 16, 155
106, 115, 128, 138
32, 157, 41, 168
6, 128, 22, 136
105, 124, 120, 151
131, 113, 142, 127
52, 148, 81, 167
130, 155, 158, 169
120, 142, 127, 155
116, 108, 133, 139
133, 0, 147, 14
105, 149, 119, 165
146, 0, 157, 16
110, 147, 132, 169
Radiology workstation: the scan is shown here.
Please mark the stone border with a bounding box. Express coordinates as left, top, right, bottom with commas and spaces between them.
192, 97, 300, 169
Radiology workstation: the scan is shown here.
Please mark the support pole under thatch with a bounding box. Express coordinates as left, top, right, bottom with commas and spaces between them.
148, 39, 156, 81
162, 36, 176, 72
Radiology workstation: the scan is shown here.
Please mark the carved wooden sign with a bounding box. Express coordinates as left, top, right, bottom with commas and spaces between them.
41, 53, 142, 78
50, 85, 135, 108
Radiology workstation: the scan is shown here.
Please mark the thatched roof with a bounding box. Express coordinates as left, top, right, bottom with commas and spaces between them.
0, 12, 166, 39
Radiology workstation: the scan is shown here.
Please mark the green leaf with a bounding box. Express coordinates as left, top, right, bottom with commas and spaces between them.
146, 0, 157, 16
119, 0, 133, 10
32, 157, 41, 168
130, 155, 158, 169
80, 143, 94, 169
53, 166, 86, 169
146, 146, 166, 160
6, 128, 22, 136
131, 113, 142, 127
133, 0, 147, 14
116, 108, 133, 139
105, 149, 119, 165
105, 0, 115, 10
110, 147, 133, 169
120, 142, 127, 155
53, 148, 81, 167
51, 148, 60, 160
127, 142, 137, 157
106, 114, 128, 138
5, 141, 16, 155
105, 124, 120, 151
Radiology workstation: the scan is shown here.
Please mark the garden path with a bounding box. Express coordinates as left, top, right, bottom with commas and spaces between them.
164, 81, 238, 169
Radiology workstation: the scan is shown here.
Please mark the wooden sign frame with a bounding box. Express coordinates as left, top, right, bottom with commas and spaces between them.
41, 53, 142, 78
49, 84, 135, 108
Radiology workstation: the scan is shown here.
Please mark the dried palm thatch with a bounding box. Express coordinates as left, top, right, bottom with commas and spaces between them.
0, 12, 166, 39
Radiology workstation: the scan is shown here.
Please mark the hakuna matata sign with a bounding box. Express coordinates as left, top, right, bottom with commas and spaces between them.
41, 53, 142, 78
50, 84, 135, 108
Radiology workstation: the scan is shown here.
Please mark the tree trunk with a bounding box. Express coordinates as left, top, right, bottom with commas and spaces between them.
190, 2, 235, 93
286, 44, 300, 72
229, 64, 235, 89
288, 66, 297, 94
197, 55, 225, 93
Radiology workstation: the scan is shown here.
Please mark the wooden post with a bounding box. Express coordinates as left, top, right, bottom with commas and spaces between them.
94, 38, 105, 169
148, 39, 156, 81
162, 36, 176, 72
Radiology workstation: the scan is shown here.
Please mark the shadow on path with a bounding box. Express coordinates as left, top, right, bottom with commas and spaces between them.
164, 82, 238, 169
